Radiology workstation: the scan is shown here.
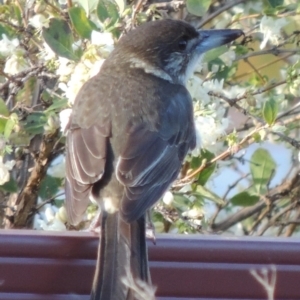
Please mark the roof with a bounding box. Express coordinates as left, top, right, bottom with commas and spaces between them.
0, 230, 299, 299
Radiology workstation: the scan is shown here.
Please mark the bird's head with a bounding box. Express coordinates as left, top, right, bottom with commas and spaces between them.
109, 19, 243, 85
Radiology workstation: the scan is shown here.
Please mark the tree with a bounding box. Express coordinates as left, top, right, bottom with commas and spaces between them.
0, 0, 299, 236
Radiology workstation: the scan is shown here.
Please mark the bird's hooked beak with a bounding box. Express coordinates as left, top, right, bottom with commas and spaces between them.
196, 29, 243, 52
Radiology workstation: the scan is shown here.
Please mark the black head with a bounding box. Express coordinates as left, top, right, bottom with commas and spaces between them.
107, 19, 243, 84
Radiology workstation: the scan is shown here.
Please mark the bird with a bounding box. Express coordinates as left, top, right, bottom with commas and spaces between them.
64, 19, 243, 300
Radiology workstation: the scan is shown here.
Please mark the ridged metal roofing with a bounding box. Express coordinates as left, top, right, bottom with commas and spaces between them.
0, 230, 299, 300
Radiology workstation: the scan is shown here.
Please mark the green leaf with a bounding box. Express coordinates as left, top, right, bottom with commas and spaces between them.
235, 44, 249, 55
45, 98, 68, 113
53, 198, 64, 208
0, 98, 9, 133
76, 0, 98, 15
42, 18, 78, 61
196, 185, 225, 206
23, 112, 47, 135
4, 113, 18, 139
0, 177, 18, 193
97, 0, 119, 28
9, 131, 31, 146
267, 0, 284, 8
69, 6, 95, 39
186, 0, 212, 17
0, 98, 9, 117
204, 46, 228, 63
250, 148, 276, 194
12, 4, 22, 25
230, 191, 260, 207
173, 193, 191, 210
0, 23, 15, 39
262, 97, 278, 125
39, 175, 63, 200
190, 149, 215, 185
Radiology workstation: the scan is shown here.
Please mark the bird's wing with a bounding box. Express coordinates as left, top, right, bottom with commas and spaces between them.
116, 87, 196, 222
65, 75, 111, 225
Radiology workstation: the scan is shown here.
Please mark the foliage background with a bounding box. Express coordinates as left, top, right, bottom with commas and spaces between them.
0, 0, 300, 237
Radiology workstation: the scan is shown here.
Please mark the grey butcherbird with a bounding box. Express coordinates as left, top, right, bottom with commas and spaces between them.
65, 19, 243, 300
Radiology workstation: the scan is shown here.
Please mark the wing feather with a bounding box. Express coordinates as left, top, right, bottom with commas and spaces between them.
117, 88, 196, 222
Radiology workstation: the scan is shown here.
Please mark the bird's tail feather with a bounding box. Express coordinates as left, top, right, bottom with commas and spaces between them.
90, 212, 150, 300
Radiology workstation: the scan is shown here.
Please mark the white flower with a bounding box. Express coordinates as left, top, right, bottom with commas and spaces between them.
0, 34, 19, 57
41, 42, 56, 60
91, 31, 114, 56
64, 62, 91, 104
59, 108, 72, 132
45, 205, 55, 222
41, 217, 66, 231
182, 207, 203, 219
289, 76, 300, 97
0, 156, 15, 185
4, 52, 30, 75
88, 59, 104, 77
188, 78, 225, 107
192, 116, 229, 154
72, 40, 82, 52
56, 206, 68, 223
56, 57, 75, 81
34, 203, 67, 231
162, 191, 174, 205
259, 16, 288, 50
29, 14, 49, 30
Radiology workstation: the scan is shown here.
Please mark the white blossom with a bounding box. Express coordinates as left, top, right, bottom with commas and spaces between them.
259, 16, 288, 50
4, 52, 30, 75
29, 14, 49, 30
45, 205, 55, 222
34, 203, 67, 231
162, 191, 174, 205
59, 108, 72, 132
56, 57, 75, 80
288, 76, 300, 97
91, 31, 114, 56
64, 63, 90, 104
182, 207, 203, 219
56, 206, 68, 223
41, 42, 56, 60
192, 116, 229, 154
88, 59, 105, 77
0, 34, 19, 57
0, 156, 15, 185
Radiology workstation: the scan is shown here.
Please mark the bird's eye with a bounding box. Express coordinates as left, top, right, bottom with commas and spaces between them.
178, 37, 188, 51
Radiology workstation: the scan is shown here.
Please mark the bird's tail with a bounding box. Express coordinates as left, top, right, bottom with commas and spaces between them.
90, 212, 151, 300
